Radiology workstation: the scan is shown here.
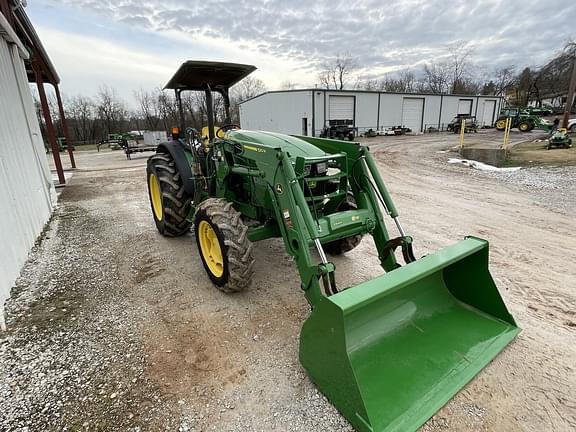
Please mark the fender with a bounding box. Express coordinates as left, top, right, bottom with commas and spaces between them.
156, 141, 196, 195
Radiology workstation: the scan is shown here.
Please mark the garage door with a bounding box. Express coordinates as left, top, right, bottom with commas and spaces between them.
458, 99, 473, 115
329, 95, 355, 121
401, 98, 424, 132
481, 100, 496, 126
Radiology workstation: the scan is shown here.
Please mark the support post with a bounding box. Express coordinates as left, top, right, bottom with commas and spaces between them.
204, 85, 215, 141
503, 117, 512, 150
562, 58, 576, 129
33, 61, 65, 185
459, 118, 465, 150
54, 84, 76, 168
175, 89, 186, 135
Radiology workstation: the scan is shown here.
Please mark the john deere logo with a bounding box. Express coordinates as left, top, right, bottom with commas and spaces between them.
276, 184, 283, 194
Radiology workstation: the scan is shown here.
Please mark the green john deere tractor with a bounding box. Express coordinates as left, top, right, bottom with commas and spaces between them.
146, 61, 520, 432
495, 107, 551, 132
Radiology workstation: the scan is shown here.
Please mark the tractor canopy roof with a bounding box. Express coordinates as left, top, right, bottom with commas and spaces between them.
164, 61, 256, 91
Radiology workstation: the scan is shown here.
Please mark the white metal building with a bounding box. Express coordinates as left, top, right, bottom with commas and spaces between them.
239, 89, 503, 136
0, 6, 56, 328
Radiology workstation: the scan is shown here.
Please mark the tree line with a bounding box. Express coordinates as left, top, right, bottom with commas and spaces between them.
34, 77, 266, 144
36, 40, 574, 144
316, 41, 576, 107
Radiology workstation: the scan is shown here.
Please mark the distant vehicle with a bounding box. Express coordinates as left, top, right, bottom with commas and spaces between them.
547, 128, 572, 149
567, 118, 576, 133
495, 108, 552, 132
320, 119, 357, 141
447, 115, 478, 133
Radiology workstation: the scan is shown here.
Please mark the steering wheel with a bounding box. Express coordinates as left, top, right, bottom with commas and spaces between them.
215, 124, 241, 138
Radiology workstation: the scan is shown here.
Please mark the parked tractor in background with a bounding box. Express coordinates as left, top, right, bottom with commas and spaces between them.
495, 107, 552, 132
145, 61, 519, 432
320, 119, 357, 141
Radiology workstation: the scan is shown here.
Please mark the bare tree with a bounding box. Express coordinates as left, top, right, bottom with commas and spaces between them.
422, 62, 451, 94
361, 79, 379, 91
96, 86, 127, 137
67, 95, 96, 142
317, 53, 357, 90
157, 91, 179, 132
492, 66, 517, 96
280, 80, 296, 90
231, 76, 266, 102
134, 88, 161, 131
230, 76, 266, 122
448, 41, 473, 93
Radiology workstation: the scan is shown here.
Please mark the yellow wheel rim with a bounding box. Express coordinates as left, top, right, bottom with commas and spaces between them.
149, 173, 163, 221
198, 220, 224, 277
519, 123, 528, 131
496, 120, 506, 129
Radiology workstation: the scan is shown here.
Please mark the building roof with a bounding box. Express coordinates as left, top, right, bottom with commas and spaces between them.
239, 88, 503, 105
1, 1, 60, 84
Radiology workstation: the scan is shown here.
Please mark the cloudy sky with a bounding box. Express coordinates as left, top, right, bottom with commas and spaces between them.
28, 0, 574, 104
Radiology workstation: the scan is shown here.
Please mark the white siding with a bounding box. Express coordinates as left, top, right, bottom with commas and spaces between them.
313, 90, 324, 135
239, 91, 313, 136
354, 92, 378, 131
440, 96, 477, 125
240, 91, 503, 136
0, 37, 56, 327
457, 99, 473, 115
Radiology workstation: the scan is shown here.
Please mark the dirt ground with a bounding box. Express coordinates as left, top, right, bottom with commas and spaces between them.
1, 131, 575, 431
445, 126, 576, 167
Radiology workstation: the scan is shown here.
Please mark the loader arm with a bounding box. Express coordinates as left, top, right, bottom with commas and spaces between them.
221, 134, 412, 307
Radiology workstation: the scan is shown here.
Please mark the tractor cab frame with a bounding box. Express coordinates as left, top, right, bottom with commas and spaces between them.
164, 61, 256, 141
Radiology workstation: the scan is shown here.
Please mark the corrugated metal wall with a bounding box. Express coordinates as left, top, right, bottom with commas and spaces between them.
241, 90, 504, 135
0, 37, 56, 328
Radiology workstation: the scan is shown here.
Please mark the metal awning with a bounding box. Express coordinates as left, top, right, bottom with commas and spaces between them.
164, 61, 256, 91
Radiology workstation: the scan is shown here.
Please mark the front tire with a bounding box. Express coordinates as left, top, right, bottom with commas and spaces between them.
147, 152, 192, 236
518, 121, 532, 132
194, 199, 254, 293
495, 119, 507, 131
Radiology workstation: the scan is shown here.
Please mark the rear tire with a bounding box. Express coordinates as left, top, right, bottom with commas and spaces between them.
194, 198, 254, 293
147, 152, 192, 236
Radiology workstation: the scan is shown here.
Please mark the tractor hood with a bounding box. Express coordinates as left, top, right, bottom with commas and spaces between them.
226, 130, 327, 159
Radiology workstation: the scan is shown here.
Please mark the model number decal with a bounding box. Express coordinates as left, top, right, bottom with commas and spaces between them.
244, 145, 266, 153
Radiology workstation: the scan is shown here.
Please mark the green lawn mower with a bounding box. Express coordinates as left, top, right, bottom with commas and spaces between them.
146, 61, 520, 432
547, 128, 572, 149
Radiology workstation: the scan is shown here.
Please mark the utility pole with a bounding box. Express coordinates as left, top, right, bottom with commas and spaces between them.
562, 57, 576, 128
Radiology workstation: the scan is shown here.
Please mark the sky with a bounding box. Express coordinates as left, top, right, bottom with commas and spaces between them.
27, 0, 575, 106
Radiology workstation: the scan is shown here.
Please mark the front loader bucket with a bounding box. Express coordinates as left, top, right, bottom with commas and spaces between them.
300, 237, 519, 432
